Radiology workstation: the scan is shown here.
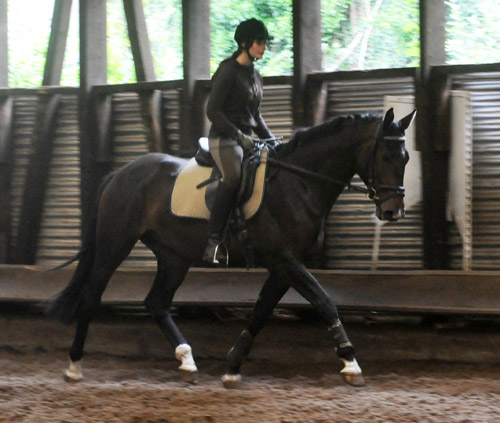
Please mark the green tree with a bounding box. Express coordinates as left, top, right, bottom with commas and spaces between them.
210, 0, 293, 76
321, 0, 420, 71
446, 0, 500, 64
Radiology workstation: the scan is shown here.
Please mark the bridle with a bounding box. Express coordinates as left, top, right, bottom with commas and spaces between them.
263, 132, 407, 206
364, 134, 406, 206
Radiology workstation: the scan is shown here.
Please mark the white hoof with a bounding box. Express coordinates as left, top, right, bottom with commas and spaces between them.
221, 373, 242, 389
340, 358, 365, 387
175, 344, 198, 372
64, 359, 83, 382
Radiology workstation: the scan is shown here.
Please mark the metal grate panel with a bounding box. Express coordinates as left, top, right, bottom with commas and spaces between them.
452, 72, 500, 269
36, 95, 81, 266
10, 96, 37, 256
261, 84, 293, 141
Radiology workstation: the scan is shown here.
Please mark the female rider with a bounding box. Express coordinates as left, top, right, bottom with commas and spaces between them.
203, 18, 274, 264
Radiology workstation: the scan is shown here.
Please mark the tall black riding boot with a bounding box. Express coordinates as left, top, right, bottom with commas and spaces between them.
202, 182, 236, 264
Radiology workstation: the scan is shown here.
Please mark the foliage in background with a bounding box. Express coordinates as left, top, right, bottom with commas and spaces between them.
321, 0, 420, 71
6, 0, 500, 87
209, 0, 293, 76
445, 0, 500, 64
7, 0, 51, 86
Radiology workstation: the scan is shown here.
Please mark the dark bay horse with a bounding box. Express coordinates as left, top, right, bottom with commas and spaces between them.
47, 108, 416, 387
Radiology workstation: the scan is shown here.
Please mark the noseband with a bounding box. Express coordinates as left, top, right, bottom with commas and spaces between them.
365, 135, 406, 206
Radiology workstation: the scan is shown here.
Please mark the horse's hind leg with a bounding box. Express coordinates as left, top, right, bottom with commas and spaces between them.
222, 270, 289, 388
279, 259, 364, 387
65, 237, 137, 382
142, 234, 196, 383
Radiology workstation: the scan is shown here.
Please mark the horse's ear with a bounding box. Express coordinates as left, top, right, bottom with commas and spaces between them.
383, 108, 395, 131
399, 109, 417, 131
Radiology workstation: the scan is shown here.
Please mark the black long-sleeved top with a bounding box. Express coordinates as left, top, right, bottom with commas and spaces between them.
207, 57, 272, 140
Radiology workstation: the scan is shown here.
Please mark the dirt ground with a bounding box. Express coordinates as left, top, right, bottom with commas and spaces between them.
1, 307, 500, 423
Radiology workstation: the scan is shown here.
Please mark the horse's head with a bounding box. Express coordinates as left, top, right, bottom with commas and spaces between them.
363, 108, 416, 222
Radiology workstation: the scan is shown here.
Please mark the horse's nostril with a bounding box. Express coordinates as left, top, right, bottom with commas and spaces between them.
383, 211, 395, 221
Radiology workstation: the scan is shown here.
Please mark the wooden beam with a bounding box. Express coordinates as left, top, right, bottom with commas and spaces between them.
2, 266, 500, 315
181, 0, 210, 155
303, 76, 327, 126
0, 0, 6, 87
292, 0, 322, 127
123, 0, 156, 82
91, 92, 113, 162
79, 0, 109, 238
0, 95, 13, 164
13, 94, 61, 264
43, 0, 73, 86
140, 90, 166, 152
0, 96, 13, 263
416, 0, 448, 269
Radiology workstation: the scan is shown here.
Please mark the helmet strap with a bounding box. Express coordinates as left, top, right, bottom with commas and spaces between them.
243, 39, 257, 62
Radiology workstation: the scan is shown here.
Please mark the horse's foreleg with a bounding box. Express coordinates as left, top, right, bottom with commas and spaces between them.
280, 259, 364, 387
143, 242, 196, 383
222, 270, 289, 388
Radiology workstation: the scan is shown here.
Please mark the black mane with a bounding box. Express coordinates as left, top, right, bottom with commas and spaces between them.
278, 113, 381, 155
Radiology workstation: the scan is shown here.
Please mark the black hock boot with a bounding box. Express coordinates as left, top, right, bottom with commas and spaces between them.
328, 318, 355, 361
227, 329, 254, 374
202, 182, 236, 265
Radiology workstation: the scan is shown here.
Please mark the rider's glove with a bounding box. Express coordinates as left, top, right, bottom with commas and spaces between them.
237, 130, 254, 152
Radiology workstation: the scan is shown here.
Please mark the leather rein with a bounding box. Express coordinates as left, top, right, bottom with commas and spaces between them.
261, 134, 406, 206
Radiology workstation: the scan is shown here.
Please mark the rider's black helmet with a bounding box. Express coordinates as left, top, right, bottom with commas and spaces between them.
234, 18, 272, 46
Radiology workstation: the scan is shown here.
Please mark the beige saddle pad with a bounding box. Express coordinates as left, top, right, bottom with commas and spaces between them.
171, 148, 268, 220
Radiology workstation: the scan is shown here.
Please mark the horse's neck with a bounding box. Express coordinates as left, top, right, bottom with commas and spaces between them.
282, 133, 358, 183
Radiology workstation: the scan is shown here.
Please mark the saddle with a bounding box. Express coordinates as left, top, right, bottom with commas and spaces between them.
170, 138, 269, 221
194, 137, 263, 211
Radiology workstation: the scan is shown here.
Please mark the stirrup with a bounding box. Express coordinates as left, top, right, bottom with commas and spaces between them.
212, 243, 228, 266
203, 240, 228, 266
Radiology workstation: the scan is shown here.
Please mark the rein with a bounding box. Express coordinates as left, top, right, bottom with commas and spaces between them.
266, 157, 370, 195
262, 134, 406, 205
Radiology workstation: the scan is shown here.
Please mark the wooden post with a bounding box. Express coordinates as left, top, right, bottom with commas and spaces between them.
79, 0, 109, 239
123, 0, 166, 153
181, 0, 211, 156
292, 0, 322, 128
13, 94, 61, 264
43, 0, 73, 86
0, 0, 7, 87
0, 96, 13, 262
303, 75, 327, 126
123, 0, 155, 82
140, 89, 166, 152
416, 0, 449, 269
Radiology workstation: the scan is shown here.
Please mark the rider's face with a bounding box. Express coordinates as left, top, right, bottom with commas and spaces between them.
248, 39, 266, 60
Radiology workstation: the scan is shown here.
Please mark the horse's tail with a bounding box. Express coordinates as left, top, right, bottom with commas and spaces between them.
46, 172, 116, 325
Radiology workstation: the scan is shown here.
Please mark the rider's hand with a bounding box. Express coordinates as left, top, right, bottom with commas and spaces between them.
237, 130, 254, 152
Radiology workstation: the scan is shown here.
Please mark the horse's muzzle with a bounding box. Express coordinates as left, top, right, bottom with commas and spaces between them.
377, 206, 405, 221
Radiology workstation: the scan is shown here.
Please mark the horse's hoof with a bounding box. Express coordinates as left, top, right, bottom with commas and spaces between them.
221, 373, 242, 389
63, 369, 83, 383
179, 369, 198, 385
63, 360, 83, 383
341, 372, 365, 387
